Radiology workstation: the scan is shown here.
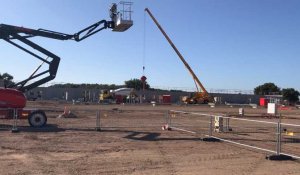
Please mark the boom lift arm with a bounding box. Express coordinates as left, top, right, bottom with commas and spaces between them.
0, 1, 133, 92
0, 20, 114, 92
144, 8, 213, 104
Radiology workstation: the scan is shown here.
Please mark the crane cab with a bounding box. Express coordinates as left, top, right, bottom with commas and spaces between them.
110, 1, 133, 32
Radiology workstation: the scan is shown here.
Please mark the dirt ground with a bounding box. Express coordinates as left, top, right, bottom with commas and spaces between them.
1, 101, 300, 175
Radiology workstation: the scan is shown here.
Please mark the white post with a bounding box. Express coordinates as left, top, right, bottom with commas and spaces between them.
96, 110, 101, 131
168, 111, 172, 127
209, 116, 213, 136
276, 114, 282, 155
11, 109, 19, 133
225, 114, 230, 132
65, 91, 68, 101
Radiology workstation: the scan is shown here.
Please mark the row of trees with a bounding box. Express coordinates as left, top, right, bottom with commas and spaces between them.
49, 79, 150, 90
50, 83, 125, 90
0, 73, 151, 91
254, 83, 299, 104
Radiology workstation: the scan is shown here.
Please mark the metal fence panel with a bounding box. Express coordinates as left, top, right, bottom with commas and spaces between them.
167, 110, 300, 159
281, 123, 300, 159
55, 109, 166, 132
212, 117, 277, 154
166, 111, 210, 136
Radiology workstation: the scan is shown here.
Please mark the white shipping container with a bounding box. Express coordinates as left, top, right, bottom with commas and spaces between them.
267, 103, 277, 115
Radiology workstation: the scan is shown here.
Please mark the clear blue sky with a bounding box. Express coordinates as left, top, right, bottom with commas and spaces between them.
1, 0, 299, 92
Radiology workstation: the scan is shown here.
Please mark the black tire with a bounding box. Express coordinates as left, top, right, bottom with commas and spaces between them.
28, 110, 47, 127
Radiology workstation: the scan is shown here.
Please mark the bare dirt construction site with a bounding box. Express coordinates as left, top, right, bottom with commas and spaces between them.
1, 101, 300, 175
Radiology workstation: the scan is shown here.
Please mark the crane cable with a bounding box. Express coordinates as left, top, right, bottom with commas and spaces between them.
142, 11, 146, 76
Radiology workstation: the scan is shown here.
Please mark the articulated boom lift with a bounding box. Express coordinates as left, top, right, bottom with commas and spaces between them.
0, 2, 133, 128
145, 8, 213, 104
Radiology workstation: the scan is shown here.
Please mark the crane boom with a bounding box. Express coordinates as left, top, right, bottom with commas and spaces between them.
144, 8, 208, 94
145, 8, 213, 104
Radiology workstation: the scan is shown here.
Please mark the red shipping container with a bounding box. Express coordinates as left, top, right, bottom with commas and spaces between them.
259, 98, 268, 107
162, 95, 171, 104
115, 95, 123, 104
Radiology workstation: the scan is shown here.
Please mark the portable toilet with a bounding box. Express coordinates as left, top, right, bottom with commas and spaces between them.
214, 116, 224, 132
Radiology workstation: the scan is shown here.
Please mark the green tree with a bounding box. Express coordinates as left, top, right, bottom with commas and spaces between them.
282, 88, 299, 104
0, 72, 14, 86
125, 78, 150, 90
0, 73, 13, 81
254, 83, 281, 95
49, 83, 124, 89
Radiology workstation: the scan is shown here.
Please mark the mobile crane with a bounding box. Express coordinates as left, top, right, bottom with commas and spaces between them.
0, 2, 133, 128
145, 8, 213, 104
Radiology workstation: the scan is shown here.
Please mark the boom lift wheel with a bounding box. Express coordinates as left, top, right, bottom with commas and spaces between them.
28, 111, 47, 127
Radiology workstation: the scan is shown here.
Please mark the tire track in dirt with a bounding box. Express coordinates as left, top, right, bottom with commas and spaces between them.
238, 156, 265, 175
191, 151, 244, 163
277, 169, 300, 175
155, 141, 177, 175
33, 152, 70, 174
169, 141, 263, 174
0, 150, 52, 174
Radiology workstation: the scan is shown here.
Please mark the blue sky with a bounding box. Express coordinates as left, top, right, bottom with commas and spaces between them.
0, 0, 299, 92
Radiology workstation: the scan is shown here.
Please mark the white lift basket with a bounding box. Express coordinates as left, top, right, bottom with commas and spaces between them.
110, 1, 133, 32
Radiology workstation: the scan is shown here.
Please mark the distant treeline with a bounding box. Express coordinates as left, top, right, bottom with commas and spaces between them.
49, 83, 125, 90
48, 83, 185, 92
